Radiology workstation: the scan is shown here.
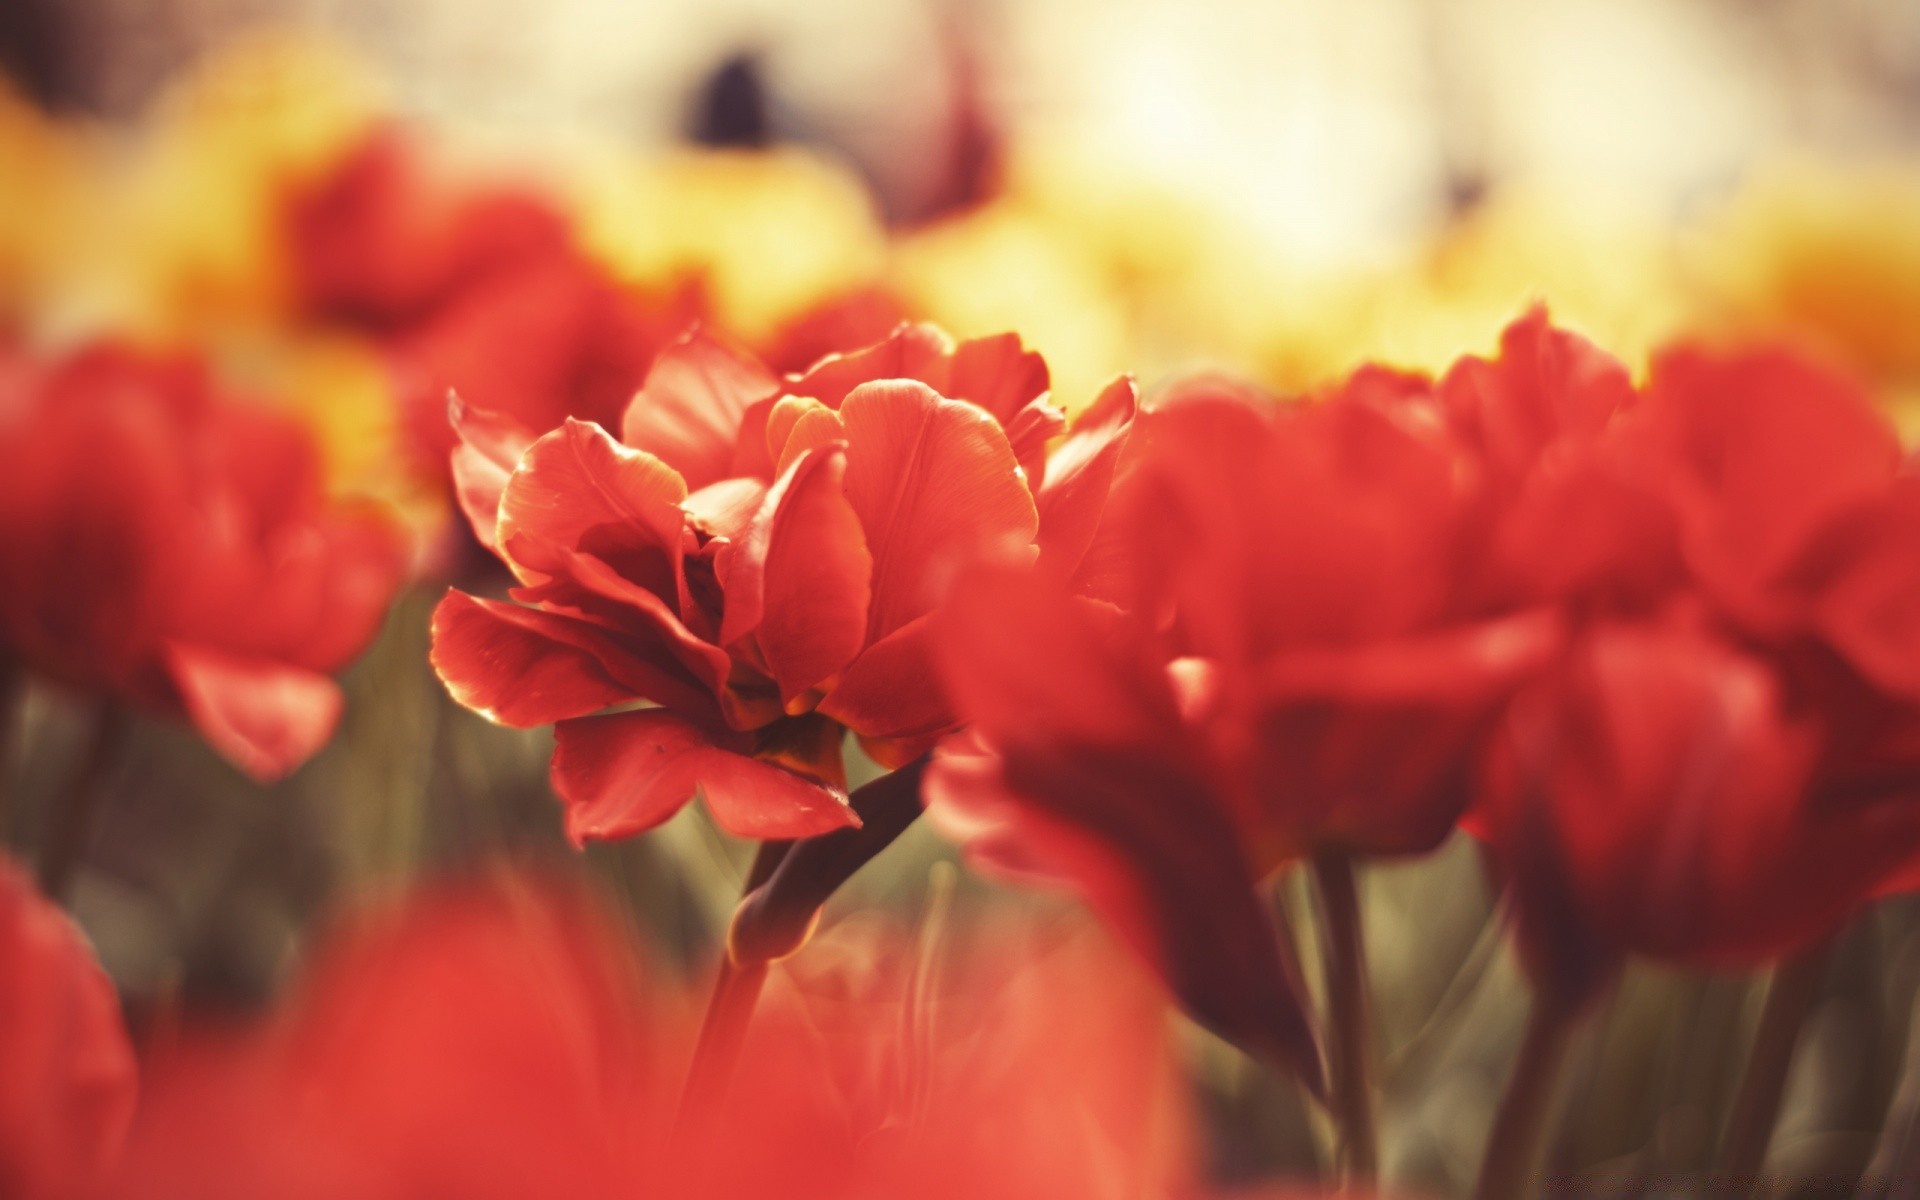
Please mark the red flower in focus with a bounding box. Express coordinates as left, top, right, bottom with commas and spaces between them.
285, 128, 682, 479
431, 323, 1135, 846
0, 343, 407, 780
929, 370, 1553, 1081
104, 872, 1201, 1200
0, 855, 136, 1200
1452, 315, 1920, 1002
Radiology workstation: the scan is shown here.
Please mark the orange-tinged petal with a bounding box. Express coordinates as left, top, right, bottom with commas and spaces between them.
447, 394, 535, 553
721, 447, 872, 705
550, 709, 857, 845
839, 380, 1038, 644
496, 418, 688, 585
167, 643, 344, 782
763, 395, 845, 478
620, 329, 778, 491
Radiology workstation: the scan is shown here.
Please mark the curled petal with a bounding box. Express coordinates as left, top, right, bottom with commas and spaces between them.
551, 709, 857, 845
764, 395, 845, 478
431, 590, 713, 727
447, 394, 536, 553
620, 329, 779, 491
1001, 397, 1067, 490
509, 545, 731, 698
720, 447, 872, 704
840, 380, 1039, 643
167, 644, 344, 782
496, 418, 688, 584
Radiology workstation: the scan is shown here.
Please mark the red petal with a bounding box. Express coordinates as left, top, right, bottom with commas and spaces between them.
785, 323, 953, 408
1439, 306, 1636, 491
167, 644, 344, 782
431, 590, 715, 727
936, 563, 1184, 752
839, 380, 1038, 643
550, 710, 858, 844
507, 546, 733, 709
0, 857, 136, 1200
684, 477, 767, 541
496, 418, 688, 584
721, 447, 871, 704
763, 395, 845, 478
785, 324, 1053, 430
448, 394, 536, 553
1036, 375, 1137, 576
1001, 397, 1067, 489
925, 734, 1325, 1092
1816, 479, 1920, 700
620, 330, 778, 491
817, 613, 948, 739
1643, 347, 1900, 621
943, 331, 1053, 427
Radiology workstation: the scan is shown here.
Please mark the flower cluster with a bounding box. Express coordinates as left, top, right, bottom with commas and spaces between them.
0, 339, 405, 780
933, 308, 1920, 1025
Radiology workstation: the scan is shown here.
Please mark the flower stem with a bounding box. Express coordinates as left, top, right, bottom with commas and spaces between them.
1715, 942, 1832, 1194
674, 839, 788, 1142
1311, 852, 1377, 1183
1474, 988, 1580, 1200
37, 704, 128, 904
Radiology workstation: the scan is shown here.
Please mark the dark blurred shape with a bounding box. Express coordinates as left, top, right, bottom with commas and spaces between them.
688, 52, 771, 149
904, 3, 1004, 226
0, 0, 74, 109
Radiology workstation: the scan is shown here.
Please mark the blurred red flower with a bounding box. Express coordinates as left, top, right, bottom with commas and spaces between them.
0, 342, 407, 780
431, 322, 1135, 847
929, 366, 1553, 1084
0, 855, 136, 1200
1453, 316, 1920, 1002
102, 871, 1197, 1200
285, 128, 684, 479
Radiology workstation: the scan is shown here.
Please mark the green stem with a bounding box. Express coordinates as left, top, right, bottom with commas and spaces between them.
1474, 988, 1581, 1200
1715, 942, 1832, 1194
1312, 853, 1378, 1183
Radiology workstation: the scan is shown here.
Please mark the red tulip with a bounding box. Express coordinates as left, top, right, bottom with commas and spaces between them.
1451, 316, 1920, 999
432, 323, 1136, 846
0, 342, 407, 780
0, 855, 136, 1200
286, 127, 682, 480
929, 369, 1553, 1083
104, 874, 664, 1200
104, 871, 1195, 1200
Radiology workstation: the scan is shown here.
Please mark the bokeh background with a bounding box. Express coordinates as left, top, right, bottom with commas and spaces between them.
4, 2, 1920, 1194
